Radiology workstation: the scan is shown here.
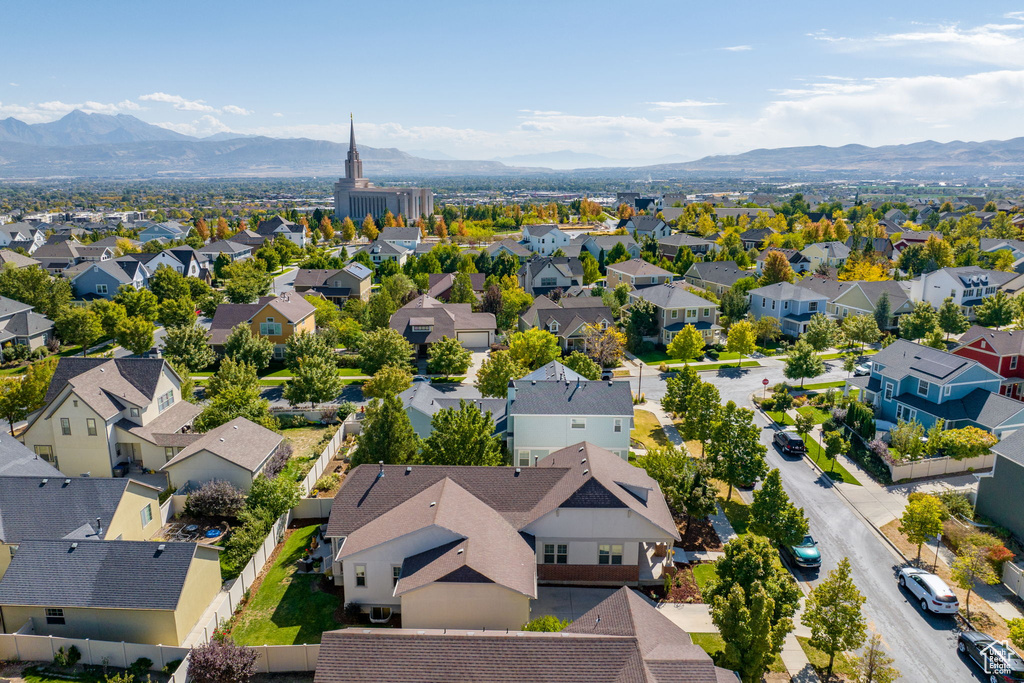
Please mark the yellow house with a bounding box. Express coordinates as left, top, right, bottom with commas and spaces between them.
0, 476, 162, 579
208, 294, 317, 360
0, 539, 221, 646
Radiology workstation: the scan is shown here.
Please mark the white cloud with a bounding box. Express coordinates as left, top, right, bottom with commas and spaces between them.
721, 45, 752, 52
154, 115, 231, 137
140, 92, 216, 112
272, 112, 283, 117
647, 100, 726, 109
221, 105, 252, 116
0, 99, 140, 123
8, 83, 18, 87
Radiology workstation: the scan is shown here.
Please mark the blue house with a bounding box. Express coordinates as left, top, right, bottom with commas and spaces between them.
747, 282, 829, 337
847, 340, 1024, 438
66, 260, 148, 300
137, 221, 190, 244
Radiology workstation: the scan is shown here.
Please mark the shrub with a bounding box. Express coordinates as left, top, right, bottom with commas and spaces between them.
522, 615, 570, 632
319, 406, 338, 423
163, 660, 183, 675
760, 397, 775, 412
988, 544, 1014, 572
53, 645, 81, 667
705, 348, 719, 361
221, 508, 274, 580
187, 639, 259, 683
105, 673, 134, 683
336, 353, 363, 369
942, 519, 1000, 555
263, 442, 293, 479
277, 414, 310, 429
184, 480, 246, 518
311, 472, 340, 495
129, 658, 153, 676
937, 491, 974, 521
246, 474, 301, 520
867, 439, 891, 464
890, 420, 925, 461
343, 602, 362, 624
844, 400, 876, 440
336, 401, 356, 421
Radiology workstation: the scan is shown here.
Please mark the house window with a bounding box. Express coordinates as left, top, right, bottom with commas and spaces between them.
945, 385, 951, 397
60, 418, 71, 436
686, 309, 697, 319
273, 345, 285, 359
259, 320, 283, 336
1012, 356, 1019, 370
549, 322, 560, 333
165, 447, 176, 462
761, 298, 766, 307
703, 308, 710, 317
411, 325, 432, 332
96, 284, 108, 295
130, 407, 140, 418
540, 277, 557, 287
614, 418, 623, 433
157, 390, 174, 413
571, 417, 586, 430
140, 503, 153, 526
809, 301, 818, 312
884, 383, 894, 401
392, 565, 402, 586
45, 608, 65, 625
598, 544, 623, 565
543, 543, 568, 564
370, 607, 392, 623
895, 404, 917, 422
670, 309, 678, 319
354, 565, 366, 587
917, 380, 930, 397
34, 445, 55, 467
86, 418, 97, 436
771, 300, 776, 310
518, 450, 531, 467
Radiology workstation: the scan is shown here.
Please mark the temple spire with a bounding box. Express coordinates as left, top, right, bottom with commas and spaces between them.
345, 114, 363, 181
349, 113, 356, 152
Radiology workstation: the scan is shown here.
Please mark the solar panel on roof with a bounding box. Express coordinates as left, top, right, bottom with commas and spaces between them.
914, 357, 963, 379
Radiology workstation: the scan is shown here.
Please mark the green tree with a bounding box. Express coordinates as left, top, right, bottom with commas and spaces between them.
283, 355, 344, 408
873, 291, 892, 331
843, 314, 881, 353
898, 301, 938, 341
55, 307, 103, 355
448, 272, 477, 304
794, 412, 814, 443
638, 446, 716, 535
713, 582, 778, 683
803, 312, 838, 352
508, 328, 560, 370
223, 261, 271, 304
801, 557, 867, 678
362, 292, 396, 331
975, 290, 1016, 329
661, 365, 699, 417
359, 328, 414, 375
784, 339, 824, 387
823, 429, 851, 476
562, 350, 601, 380
304, 294, 343, 332
498, 285, 534, 330
247, 473, 301, 519
950, 542, 999, 621
936, 297, 969, 340
707, 401, 767, 499
0, 264, 72, 319
351, 395, 420, 466
719, 288, 750, 327
0, 379, 25, 435
206, 358, 259, 400
223, 324, 274, 371
680, 380, 720, 457
749, 469, 809, 547
666, 325, 705, 361
624, 298, 658, 352
752, 316, 782, 348
284, 331, 333, 370
90, 300, 128, 339
427, 336, 472, 376
522, 616, 570, 632
421, 400, 504, 466
115, 316, 155, 356
114, 286, 159, 322
898, 494, 945, 560
476, 350, 526, 398
850, 633, 901, 683
194, 382, 277, 432
362, 364, 413, 399
148, 265, 190, 302
580, 252, 601, 285
725, 320, 757, 363
340, 216, 356, 242
162, 323, 215, 372
159, 297, 197, 328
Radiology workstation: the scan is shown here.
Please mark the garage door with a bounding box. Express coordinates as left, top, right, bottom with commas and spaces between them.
457, 331, 490, 348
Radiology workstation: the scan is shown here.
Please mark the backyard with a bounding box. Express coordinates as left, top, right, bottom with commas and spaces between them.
231, 524, 342, 645
631, 409, 670, 451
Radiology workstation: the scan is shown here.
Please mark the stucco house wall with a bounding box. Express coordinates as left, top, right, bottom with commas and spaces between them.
400, 583, 531, 631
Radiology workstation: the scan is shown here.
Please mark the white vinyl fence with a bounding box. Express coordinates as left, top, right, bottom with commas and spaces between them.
298, 427, 344, 496
0, 631, 188, 672
1004, 560, 1024, 601
886, 453, 995, 482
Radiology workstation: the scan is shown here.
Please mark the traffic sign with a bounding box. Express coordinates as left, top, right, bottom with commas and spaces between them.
762, 378, 770, 386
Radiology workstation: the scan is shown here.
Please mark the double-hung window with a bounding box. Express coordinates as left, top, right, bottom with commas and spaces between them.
392, 565, 402, 586
809, 301, 818, 312
917, 380, 930, 397
598, 544, 623, 565
884, 383, 894, 401
1012, 356, 1019, 370
165, 446, 176, 462
613, 418, 623, 433
354, 565, 366, 587
60, 418, 71, 436
543, 543, 568, 564
157, 390, 174, 413
96, 284, 108, 295
571, 417, 586, 430
45, 608, 65, 625
86, 418, 97, 436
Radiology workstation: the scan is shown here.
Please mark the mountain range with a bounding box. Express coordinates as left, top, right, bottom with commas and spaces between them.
3, 110, 1024, 178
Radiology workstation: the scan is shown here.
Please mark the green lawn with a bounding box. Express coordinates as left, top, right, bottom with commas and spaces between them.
337, 368, 366, 377
631, 409, 669, 450
231, 524, 342, 645
797, 636, 856, 679
680, 360, 759, 371
766, 410, 795, 425
799, 380, 847, 391
690, 633, 787, 673
796, 405, 831, 424
802, 434, 862, 486
637, 349, 702, 364
692, 562, 718, 594
21, 667, 106, 683
430, 376, 466, 383
820, 349, 878, 361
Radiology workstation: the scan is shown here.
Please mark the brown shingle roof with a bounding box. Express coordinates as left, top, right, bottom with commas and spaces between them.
162, 417, 281, 473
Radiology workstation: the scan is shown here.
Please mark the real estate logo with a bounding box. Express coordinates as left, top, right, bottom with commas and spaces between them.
981, 640, 1014, 676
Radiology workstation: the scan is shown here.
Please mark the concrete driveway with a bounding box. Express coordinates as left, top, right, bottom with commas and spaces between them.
463, 349, 489, 385
530, 587, 618, 622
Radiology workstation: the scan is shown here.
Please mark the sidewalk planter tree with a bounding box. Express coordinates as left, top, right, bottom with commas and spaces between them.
801, 557, 867, 679
898, 494, 944, 560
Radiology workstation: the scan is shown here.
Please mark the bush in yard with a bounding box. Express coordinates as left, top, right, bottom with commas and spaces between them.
312, 472, 340, 495
221, 508, 274, 579
939, 426, 997, 460
937, 491, 974, 520
53, 645, 81, 667
522, 615, 570, 632
844, 401, 875, 440
163, 660, 183, 675
262, 442, 293, 479
188, 639, 259, 683
184, 481, 246, 518
342, 602, 363, 624
246, 474, 300, 519
942, 519, 1000, 555
889, 420, 924, 461
129, 658, 154, 676
105, 673, 134, 683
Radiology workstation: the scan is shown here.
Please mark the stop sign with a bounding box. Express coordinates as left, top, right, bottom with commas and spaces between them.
763, 378, 770, 386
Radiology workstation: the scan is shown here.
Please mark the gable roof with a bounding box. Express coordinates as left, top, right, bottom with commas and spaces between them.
519, 298, 614, 334
629, 282, 718, 310
43, 357, 172, 418
426, 273, 487, 299
756, 248, 810, 265
389, 295, 495, 344
66, 259, 136, 285
0, 432, 61, 477
486, 238, 531, 257
0, 250, 40, 269
208, 295, 314, 344
957, 325, 1024, 356
658, 233, 715, 250
162, 417, 281, 473
521, 257, 584, 280
256, 216, 304, 236
0, 539, 205, 610
871, 339, 985, 385
802, 241, 851, 259
606, 258, 673, 278
509, 377, 633, 417
748, 281, 827, 301
380, 227, 421, 242
686, 261, 747, 288
197, 240, 250, 255
399, 384, 507, 433
522, 360, 587, 383
524, 224, 564, 238
260, 292, 316, 323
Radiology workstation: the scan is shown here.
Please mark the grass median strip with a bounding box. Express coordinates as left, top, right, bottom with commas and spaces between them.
631, 409, 669, 451
802, 434, 861, 486
691, 633, 787, 673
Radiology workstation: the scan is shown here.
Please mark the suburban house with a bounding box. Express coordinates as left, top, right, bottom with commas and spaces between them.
255, 216, 308, 247
507, 367, 633, 462
518, 257, 584, 296
891, 230, 943, 255
748, 282, 829, 337
658, 233, 715, 259
518, 296, 614, 351
67, 259, 149, 300
845, 236, 894, 259
21, 357, 200, 478
0, 250, 40, 269
908, 266, 1018, 319
379, 227, 421, 252
293, 263, 373, 304
801, 241, 851, 270
426, 273, 486, 302
324, 443, 679, 629
0, 223, 44, 250
714, 207, 775, 223
975, 428, 1024, 543
0, 296, 53, 351
485, 238, 531, 263
314, 586, 733, 683
629, 282, 721, 345
196, 240, 254, 266
33, 242, 112, 275
683, 261, 748, 297
954, 326, 1024, 400
0, 476, 161, 578
362, 239, 410, 266
399, 383, 507, 440
0, 539, 221, 646
846, 340, 1024, 437
521, 224, 571, 256
0, 431, 61, 477
162, 417, 283, 492
231, 229, 269, 248
755, 248, 811, 275
828, 280, 913, 329
389, 295, 496, 355
208, 293, 317, 359
605, 259, 673, 290
620, 216, 669, 240
126, 248, 202, 278
137, 220, 191, 243
565, 234, 640, 261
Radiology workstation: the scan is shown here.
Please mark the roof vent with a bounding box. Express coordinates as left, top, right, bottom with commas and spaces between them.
100, 368, 104, 372
532, 380, 536, 385
456, 548, 464, 554
581, 458, 587, 464
515, 467, 521, 475
578, 446, 584, 452
41, 478, 48, 485
233, 425, 238, 429
429, 501, 436, 507
70, 542, 78, 549
582, 469, 590, 476
218, 438, 225, 442
63, 478, 70, 485
406, 466, 412, 474
157, 544, 166, 552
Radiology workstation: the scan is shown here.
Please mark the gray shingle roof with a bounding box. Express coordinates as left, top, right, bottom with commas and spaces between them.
801, 241, 850, 259
0, 540, 200, 610
892, 388, 1024, 429
626, 216, 666, 233
390, 295, 495, 345
628, 283, 718, 310
162, 416, 281, 473
380, 227, 421, 242
399, 384, 507, 433
0, 250, 40, 269
958, 325, 1024, 356
686, 261, 747, 288
992, 427, 1024, 467
43, 357, 170, 410
0, 432, 61, 478
509, 378, 633, 417
606, 259, 673, 278
486, 238, 531, 257
870, 340, 980, 385
748, 281, 827, 302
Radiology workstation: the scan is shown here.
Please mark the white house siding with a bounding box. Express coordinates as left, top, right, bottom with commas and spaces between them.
523, 508, 670, 567
400, 583, 530, 630
508, 414, 631, 465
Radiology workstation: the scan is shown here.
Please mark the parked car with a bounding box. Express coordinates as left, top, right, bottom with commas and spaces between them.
898, 567, 959, 614
958, 630, 1024, 682
774, 430, 806, 456
854, 362, 871, 376
782, 534, 821, 569
601, 368, 614, 381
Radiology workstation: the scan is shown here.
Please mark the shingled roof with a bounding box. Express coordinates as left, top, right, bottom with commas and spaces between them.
42, 357, 173, 419
389, 295, 495, 345
163, 417, 281, 473
508, 377, 633, 417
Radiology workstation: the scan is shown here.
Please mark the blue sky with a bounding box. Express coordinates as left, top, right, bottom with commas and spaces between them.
5, 1, 1024, 164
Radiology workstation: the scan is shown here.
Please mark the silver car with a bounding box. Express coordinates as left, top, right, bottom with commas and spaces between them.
898, 566, 959, 615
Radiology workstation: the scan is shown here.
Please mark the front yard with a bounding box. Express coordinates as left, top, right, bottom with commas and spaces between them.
631, 409, 670, 450
231, 524, 342, 645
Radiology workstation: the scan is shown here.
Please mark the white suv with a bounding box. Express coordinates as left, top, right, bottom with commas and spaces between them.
898, 567, 959, 615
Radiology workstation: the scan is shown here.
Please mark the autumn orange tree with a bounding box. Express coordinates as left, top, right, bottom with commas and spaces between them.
759, 250, 795, 285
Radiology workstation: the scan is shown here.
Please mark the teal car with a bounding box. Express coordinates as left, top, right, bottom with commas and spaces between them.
783, 535, 821, 569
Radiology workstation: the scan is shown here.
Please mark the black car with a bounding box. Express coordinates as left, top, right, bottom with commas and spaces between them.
773, 430, 806, 455
958, 630, 1024, 682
